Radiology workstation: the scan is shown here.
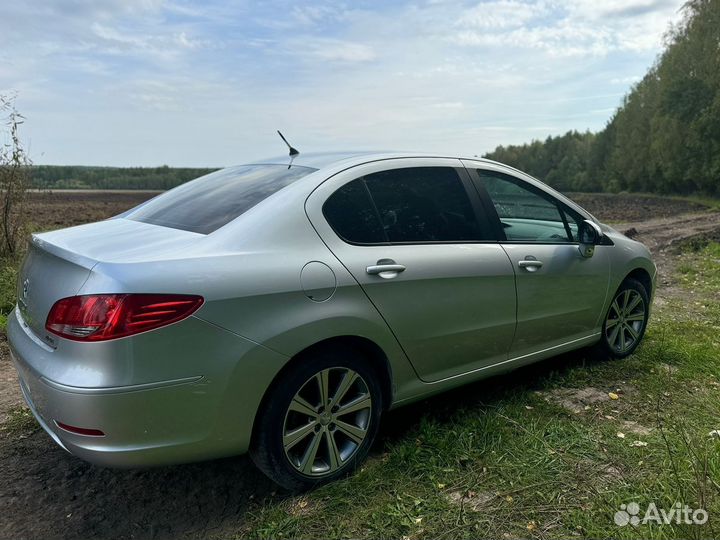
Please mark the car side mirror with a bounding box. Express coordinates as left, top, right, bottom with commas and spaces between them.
578, 220, 603, 258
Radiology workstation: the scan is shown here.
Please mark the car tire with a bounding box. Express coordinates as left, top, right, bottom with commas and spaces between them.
250, 345, 383, 491
599, 278, 650, 359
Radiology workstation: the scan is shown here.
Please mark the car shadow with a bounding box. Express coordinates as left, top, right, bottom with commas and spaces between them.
378, 346, 607, 444
0, 347, 608, 540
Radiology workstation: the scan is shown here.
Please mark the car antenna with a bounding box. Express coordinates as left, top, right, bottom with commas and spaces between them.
277, 130, 299, 157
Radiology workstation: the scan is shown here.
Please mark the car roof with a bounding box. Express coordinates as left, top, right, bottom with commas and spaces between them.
249, 151, 505, 171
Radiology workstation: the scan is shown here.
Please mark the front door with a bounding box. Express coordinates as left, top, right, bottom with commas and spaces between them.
307, 159, 517, 382
467, 166, 610, 358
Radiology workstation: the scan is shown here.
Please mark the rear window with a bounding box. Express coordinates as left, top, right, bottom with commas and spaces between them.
126, 164, 316, 234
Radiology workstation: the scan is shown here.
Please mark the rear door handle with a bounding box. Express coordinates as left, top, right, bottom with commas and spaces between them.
366, 259, 406, 278
518, 260, 543, 271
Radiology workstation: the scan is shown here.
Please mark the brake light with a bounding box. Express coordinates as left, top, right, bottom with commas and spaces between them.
45, 294, 204, 341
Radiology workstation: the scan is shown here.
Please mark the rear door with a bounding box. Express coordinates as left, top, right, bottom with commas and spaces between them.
464, 165, 610, 358
306, 158, 517, 383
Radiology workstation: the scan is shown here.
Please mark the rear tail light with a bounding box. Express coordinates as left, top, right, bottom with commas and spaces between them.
45, 294, 204, 341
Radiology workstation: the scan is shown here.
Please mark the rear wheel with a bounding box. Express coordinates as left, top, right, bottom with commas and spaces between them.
600, 278, 649, 358
250, 346, 382, 490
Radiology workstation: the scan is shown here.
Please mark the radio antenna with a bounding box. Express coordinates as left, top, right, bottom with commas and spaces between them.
277, 130, 299, 157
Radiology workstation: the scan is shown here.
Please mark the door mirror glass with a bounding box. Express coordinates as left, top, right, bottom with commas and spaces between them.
578, 220, 603, 257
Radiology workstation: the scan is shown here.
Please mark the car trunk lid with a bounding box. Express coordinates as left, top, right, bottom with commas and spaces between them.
17, 237, 96, 345
16, 218, 204, 345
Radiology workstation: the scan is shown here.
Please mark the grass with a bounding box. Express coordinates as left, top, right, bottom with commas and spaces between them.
677, 242, 720, 295
0, 406, 38, 436
238, 244, 720, 540
0, 261, 18, 332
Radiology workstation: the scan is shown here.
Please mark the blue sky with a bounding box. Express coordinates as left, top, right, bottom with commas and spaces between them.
0, 0, 685, 166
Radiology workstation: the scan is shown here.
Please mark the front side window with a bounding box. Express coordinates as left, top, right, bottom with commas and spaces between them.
323, 167, 487, 244
477, 170, 582, 243
127, 164, 317, 234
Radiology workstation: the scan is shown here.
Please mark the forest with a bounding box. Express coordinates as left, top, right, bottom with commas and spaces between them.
30, 165, 217, 190
485, 0, 720, 195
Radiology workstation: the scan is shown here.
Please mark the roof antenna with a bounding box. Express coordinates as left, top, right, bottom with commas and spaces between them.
277, 130, 299, 157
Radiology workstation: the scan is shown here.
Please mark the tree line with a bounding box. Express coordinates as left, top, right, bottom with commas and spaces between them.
485, 0, 720, 195
31, 165, 218, 190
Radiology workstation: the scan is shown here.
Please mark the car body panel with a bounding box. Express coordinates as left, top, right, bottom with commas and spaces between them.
499, 243, 610, 356
598, 229, 657, 313
17, 238, 94, 345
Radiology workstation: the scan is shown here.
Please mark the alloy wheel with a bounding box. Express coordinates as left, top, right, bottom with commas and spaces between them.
282, 367, 372, 476
605, 289, 646, 354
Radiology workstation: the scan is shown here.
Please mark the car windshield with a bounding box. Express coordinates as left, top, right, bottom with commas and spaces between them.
126, 164, 317, 234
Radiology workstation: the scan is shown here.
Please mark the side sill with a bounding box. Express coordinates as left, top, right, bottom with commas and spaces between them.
390, 332, 601, 408
430, 332, 601, 385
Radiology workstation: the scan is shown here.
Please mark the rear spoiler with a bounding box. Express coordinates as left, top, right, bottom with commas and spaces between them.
30, 235, 98, 271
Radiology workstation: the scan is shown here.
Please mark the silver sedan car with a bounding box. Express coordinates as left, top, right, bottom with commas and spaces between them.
9, 152, 655, 489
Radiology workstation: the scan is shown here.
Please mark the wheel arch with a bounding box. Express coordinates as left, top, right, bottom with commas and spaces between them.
624, 267, 653, 297
250, 335, 394, 444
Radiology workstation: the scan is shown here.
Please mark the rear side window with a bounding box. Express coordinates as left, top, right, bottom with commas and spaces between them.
127, 164, 316, 234
323, 179, 387, 244
323, 167, 486, 244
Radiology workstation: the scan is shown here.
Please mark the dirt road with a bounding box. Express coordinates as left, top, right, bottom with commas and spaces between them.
1, 194, 719, 539
613, 210, 720, 302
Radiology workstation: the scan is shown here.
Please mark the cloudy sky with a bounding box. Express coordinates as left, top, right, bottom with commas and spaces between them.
0, 0, 685, 166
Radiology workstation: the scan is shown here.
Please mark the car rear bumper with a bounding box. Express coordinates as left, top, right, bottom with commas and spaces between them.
11, 338, 217, 467
7, 307, 290, 468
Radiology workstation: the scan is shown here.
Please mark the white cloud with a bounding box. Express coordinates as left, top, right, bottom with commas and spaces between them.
451, 0, 681, 56
432, 101, 465, 109
91, 23, 209, 58
611, 75, 642, 85
568, 0, 678, 19
456, 0, 547, 29
453, 23, 615, 57
297, 38, 377, 63
290, 4, 348, 26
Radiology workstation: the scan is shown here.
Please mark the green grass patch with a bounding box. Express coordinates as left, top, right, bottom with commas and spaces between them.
0, 255, 20, 333
0, 406, 38, 437
240, 244, 720, 539
677, 242, 720, 295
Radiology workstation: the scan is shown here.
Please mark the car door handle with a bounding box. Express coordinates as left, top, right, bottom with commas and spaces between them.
518, 260, 543, 271
366, 260, 406, 277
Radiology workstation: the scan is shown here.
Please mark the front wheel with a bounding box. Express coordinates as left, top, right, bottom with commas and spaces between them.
600, 278, 650, 358
250, 346, 382, 490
